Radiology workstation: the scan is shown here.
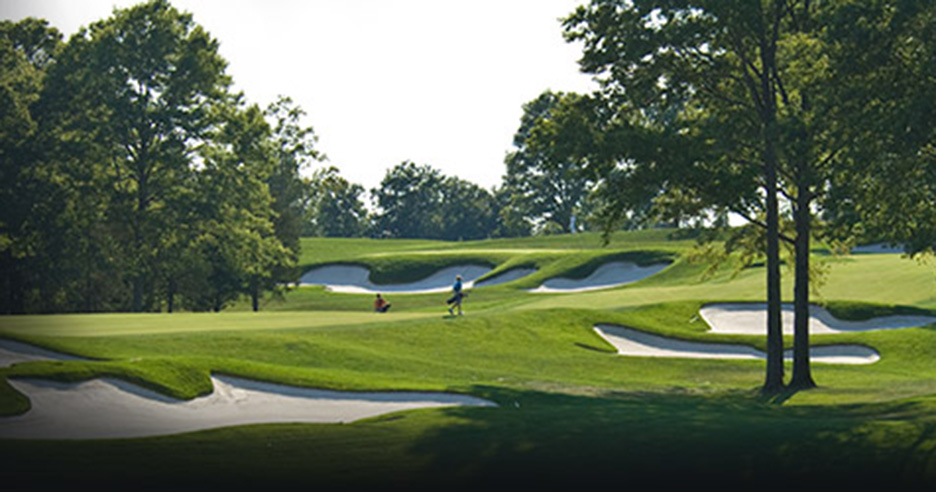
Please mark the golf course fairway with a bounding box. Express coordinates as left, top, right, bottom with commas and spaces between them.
2, 231, 935, 490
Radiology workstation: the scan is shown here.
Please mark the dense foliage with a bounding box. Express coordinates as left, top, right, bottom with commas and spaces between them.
369, 161, 499, 241
557, 0, 936, 391
0, 1, 316, 313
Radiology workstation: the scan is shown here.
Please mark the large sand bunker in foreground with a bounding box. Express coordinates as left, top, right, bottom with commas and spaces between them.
593, 324, 879, 365
699, 303, 936, 335
0, 340, 495, 440
299, 264, 495, 294
529, 261, 670, 293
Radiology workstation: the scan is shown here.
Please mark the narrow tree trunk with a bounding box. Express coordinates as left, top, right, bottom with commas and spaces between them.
791, 0, 816, 389
251, 275, 260, 312
760, 28, 785, 393
791, 177, 816, 389
167, 277, 176, 313
763, 131, 785, 393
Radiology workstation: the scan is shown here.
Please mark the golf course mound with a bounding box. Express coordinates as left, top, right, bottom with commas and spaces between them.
593, 324, 880, 365
0, 340, 495, 440
529, 261, 670, 293
299, 264, 492, 294
473, 267, 538, 287
699, 303, 936, 335
1, 338, 85, 366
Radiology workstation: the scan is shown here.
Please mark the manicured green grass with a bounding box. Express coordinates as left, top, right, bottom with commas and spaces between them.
2, 229, 936, 488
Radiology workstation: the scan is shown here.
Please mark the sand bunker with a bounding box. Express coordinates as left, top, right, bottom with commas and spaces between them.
699, 303, 936, 335
299, 264, 492, 294
593, 324, 880, 365
529, 261, 669, 293
0, 340, 495, 440
0, 375, 495, 440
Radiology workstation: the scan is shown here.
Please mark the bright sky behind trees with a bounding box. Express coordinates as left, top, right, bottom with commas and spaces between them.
1, 0, 598, 190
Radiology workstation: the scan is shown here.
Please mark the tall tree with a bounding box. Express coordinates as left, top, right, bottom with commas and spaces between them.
438, 176, 498, 240
190, 102, 292, 312
820, 2, 936, 280
563, 0, 789, 392
0, 18, 62, 313
491, 184, 533, 237
370, 161, 497, 240
40, 0, 231, 312
304, 166, 369, 238
370, 161, 446, 239
503, 91, 594, 234
264, 96, 323, 252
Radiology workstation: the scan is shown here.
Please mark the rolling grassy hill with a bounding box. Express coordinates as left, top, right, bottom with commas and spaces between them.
2, 229, 935, 489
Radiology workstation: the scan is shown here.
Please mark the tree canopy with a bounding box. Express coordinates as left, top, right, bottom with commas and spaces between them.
0, 0, 318, 313
560, 0, 936, 391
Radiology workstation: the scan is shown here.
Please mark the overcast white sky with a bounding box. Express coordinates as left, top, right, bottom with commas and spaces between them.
1, 0, 598, 191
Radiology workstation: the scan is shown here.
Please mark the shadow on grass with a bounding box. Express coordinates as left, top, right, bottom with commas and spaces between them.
2, 387, 934, 491
404, 387, 936, 490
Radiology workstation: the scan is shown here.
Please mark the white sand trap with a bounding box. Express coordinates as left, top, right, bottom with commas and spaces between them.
299, 264, 491, 294
699, 303, 936, 336
0, 339, 495, 440
529, 261, 670, 293
0, 375, 495, 440
474, 267, 537, 287
593, 324, 880, 365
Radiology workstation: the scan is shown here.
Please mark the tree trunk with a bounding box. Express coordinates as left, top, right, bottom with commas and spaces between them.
167, 277, 176, 313
760, 27, 785, 393
791, 0, 816, 389
791, 175, 817, 389
763, 128, 785, 393
251, 276, 260, 312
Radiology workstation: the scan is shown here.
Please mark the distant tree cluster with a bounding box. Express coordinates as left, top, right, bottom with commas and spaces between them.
367, 161, 500, 241
0, 1, 321, 313
3, 0, 614, 316
300, 96, 612, 241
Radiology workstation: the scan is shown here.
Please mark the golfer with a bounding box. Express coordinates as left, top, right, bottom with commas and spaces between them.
374, 293, 391, 313
447, 275, 464, 316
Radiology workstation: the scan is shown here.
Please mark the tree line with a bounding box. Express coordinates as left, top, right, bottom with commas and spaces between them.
0, 0, 599, 315
5, 0, 935, 353
1, 1, 317, 314
306, 91, 606, 241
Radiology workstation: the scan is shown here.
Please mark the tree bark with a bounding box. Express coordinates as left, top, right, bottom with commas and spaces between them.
763, 124, 785, 393
790, 0, 816, 390
167, 277, 176, 313
760, 19, 785, 393
791, 172, 817, 389
251, 276, 260, 312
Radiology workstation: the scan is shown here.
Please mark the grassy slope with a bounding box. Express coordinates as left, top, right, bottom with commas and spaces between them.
2, 229, 936, 488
